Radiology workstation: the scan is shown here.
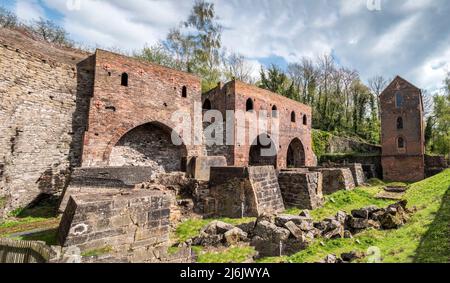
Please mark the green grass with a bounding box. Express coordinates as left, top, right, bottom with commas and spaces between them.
386, 182, 408, 188
174, 217, 255, 243
195, 246, 257, 263
284, 186, 394, 221
0, 197, 60, 237
282, 169, 450, 263
81, 246, 114, 257
367, 178, 385, 186
8, 228, 59, 246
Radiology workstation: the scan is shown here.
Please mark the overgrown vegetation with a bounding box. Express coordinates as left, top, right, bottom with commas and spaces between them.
312, 130, 332, 158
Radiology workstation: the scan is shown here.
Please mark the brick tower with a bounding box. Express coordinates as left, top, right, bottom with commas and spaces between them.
380, 76, 425, 182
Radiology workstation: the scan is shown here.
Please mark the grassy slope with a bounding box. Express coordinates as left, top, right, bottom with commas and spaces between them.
283, 169, 450, 263
285, 186, 394, 221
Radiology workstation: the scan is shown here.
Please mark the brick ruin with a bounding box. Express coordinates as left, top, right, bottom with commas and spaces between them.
380, 76, 426, 182
1, 28, 445, 262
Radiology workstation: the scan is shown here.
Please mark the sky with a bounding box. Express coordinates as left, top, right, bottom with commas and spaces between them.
2, 0, 450, 93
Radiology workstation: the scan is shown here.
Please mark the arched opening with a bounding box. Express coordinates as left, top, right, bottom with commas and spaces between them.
287, 138, 306, 168
303, 115, 308, 126
397, 137, 405, 149
109, 122, 187, 173
121, 73, 128, 87
246, 98, 254, 112
202, 99, 212, 110
397, 117, 403, 129
249, 134, 277, 168
291, 111, 296, 123
272, 105, 278, 118
182, 86, 187, 98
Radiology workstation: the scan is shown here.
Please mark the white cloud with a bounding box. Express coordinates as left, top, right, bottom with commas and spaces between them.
15, 0, 45, 22
411, 47, 450, 91
371, 14, 420, 56
26, 0, 450, 92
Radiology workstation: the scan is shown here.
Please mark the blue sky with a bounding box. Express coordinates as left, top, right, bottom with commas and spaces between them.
2, 0, 450, 93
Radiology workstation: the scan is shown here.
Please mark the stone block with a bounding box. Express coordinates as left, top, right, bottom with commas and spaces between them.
207, 166, 285, 218
57, 190, 173, 262
312, 168, 355, 195
278, 171, 324, 209
187, 156, 227, 181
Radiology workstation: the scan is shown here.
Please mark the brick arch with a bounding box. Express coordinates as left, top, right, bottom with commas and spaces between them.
102, 120, 188, 164
287, 138, 306, 168
249, 133, 278, 168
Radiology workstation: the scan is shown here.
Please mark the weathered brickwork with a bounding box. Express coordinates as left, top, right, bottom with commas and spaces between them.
380, 76, 425, 182
109, 123, 187, 172
206, 166, 285, 218
203, 80, 316, 168
278, 171, 324, 209
331, 164, 366, 187
82, 50, 204, 167
57, 190, 187, 263
0, 28, 92, 213
312, 168, 355, 195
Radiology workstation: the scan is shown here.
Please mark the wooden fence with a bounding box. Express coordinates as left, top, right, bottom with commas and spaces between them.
0, 238, 53, 263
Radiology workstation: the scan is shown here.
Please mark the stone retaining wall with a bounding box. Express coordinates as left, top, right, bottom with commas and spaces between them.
312, 168, 355, 195
278, 171, 324, 209
206, 166, 285, 218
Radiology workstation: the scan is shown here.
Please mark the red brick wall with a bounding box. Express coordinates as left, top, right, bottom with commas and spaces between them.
203, 80, 316, 168
82, 50, 204, 167
382, 156, 425, 182
380, 76, 425, 181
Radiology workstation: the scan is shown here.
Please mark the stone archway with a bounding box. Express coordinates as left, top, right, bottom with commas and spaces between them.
287, 138, 306, 168
249, 134, 277, 168
108, 122, 187, 172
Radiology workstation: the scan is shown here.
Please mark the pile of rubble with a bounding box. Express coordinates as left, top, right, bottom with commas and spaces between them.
191, 200, 413, 258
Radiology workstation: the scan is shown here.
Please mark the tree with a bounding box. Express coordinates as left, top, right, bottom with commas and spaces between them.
427, 73, 450, 158
32, 18, 72, 46
164, 0, 222, 91
287, 58, 318, 105
135, 43, 181, 70
368, 75, 388, 120
222, 51, 255, 84
259, 64, 293, 98
0, 6, 18, 28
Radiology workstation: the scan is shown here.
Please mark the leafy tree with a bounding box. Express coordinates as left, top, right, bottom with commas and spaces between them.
135, 43, 181, 70
425, 116, 434, 148
260, 65, 291, 96
426, 73, 450, 158
164, 0, 222, 91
